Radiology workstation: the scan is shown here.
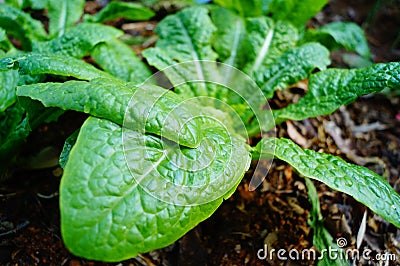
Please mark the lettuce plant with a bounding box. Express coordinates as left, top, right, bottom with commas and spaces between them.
0, 1, 153, 176
0, 0, 399, 263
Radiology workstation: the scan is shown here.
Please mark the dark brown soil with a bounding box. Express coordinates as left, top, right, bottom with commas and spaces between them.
1, 0, 399, 265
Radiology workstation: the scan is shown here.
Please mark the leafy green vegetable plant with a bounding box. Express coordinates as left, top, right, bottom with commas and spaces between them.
0, 1, 151, 176
0, 0, 399, 264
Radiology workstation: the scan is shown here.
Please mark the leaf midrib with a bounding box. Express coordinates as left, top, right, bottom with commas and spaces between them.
176, 15, 207, 93
225, 19, 242, 67
57, 0, 67, 36
252, 28, 274, 72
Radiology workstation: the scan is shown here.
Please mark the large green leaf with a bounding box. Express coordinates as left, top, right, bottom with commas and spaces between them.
144, 6, 218, 98
180, 8, 330, 134
213, 0, 263, 17
4, 0, 23, 8
0, 51, 111, 117
5, 0, 47, 10
0, 53, 111, 81
47, 0, 85, 37
29, 0, 47, 9
143, 54, 274, 136
61, 116, 250, 261
92, 39, 152, 83
145, 7, 278, 135
0, 3, 48, 49
0, 28, 14, 51
212, 8, 330, 102
0, 68, 18, 112
211, 8, 304, 74
241, 16, 331, 100
273, 62, 400, 124
211, 7, 247, 68
145, 6, 217, 67
243, 17, 299, 75
0, 102, 38, 182
254, 138, 400, 228
17, 78, 205, 148
305, 21, 370, 59
155, 7, 217, 62
32, 23, 122, 58
253, 42, 330, 98
266, 0, 328, 28
211, 4, 331, 84
143, 48, 196, 98
84, 1, 155, 23
0, 103, 29, 161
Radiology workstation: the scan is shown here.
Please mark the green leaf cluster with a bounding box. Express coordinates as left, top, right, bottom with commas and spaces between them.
0, 0, 399, 263
0, 1, 153, 176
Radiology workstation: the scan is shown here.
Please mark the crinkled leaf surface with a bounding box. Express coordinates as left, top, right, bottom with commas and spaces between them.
210, 10, 331, 101
144, 50, 271, 136
84, 1, 155, 23
0, 53, 111, 81
211, 7, 331, 89
32, 23, 122, 58
61, 116, 250, 261
241, 17, 330, 98
17, 79, 203, 148
0, 3, 48, 49
253, 42, 330, 98
254, 138, 400, 227
0, 103, 30, 177
243, 17, 299, 74
305, 21, 370, 59
143, 48, 197, 98
0, 51, 110, 118
145, 7, 282, 136
149, 7, 330, 136
274, 62, 400, 124
266, 0, 328, 28
0, 103, 28, 153
154, 7, 217, 63
144, 8, 250, 109
144, 6, 218, 97
5, 0, 47, 9
0, 68, 18, 111
92, 39, 151, 83
213, 0, 263, 17
47, 0, 85, 37
211, 7, 247, 68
